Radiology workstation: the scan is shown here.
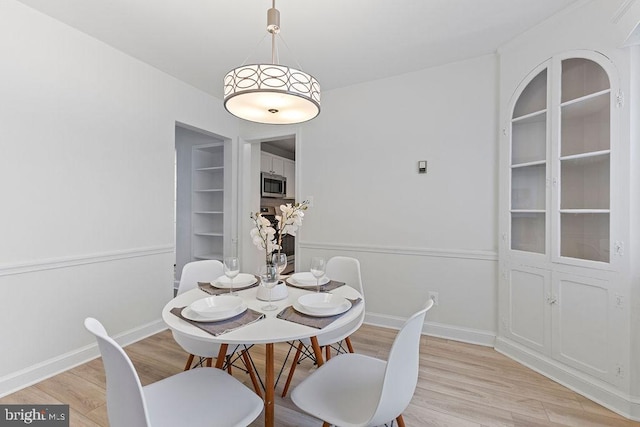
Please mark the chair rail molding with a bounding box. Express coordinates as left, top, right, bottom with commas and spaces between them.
299, 241, 497, 261
0, 244, 174, 277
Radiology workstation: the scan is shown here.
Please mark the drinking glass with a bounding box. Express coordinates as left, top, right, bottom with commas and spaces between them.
310, 257, 326, 293
260, 264, 279, 311
272, 253, 288, 275
223, 257, 240, 295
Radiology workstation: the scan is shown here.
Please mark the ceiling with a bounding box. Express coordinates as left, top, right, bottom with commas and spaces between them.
18, 0, 580, 100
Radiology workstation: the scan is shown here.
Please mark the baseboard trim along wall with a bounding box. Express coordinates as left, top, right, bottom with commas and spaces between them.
0, 319, 167, 398
495, 337, 640, 422
0, 245, 174, 277
365, 313, 496, 347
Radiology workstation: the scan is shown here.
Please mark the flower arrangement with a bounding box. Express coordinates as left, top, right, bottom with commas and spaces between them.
250, 201, 309, 265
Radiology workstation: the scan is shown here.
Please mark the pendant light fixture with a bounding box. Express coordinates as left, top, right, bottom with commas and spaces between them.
223, 0, 321, 125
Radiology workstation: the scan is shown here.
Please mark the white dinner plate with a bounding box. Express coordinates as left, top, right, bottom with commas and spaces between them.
188, 295, 245, 320
287, 272, 330, 287
293, 296, 351, 317
212, 273, 257, 289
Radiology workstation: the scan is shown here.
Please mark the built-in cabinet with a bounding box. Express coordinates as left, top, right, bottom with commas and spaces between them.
261, 151, 295, 199
498, 51, 626, 388
192, 143, 225, 261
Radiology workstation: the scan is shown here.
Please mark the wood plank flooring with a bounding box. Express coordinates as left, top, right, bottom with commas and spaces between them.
2, 324, 638, 427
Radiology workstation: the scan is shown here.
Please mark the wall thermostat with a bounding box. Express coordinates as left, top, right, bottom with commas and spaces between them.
418, 160, 427, 174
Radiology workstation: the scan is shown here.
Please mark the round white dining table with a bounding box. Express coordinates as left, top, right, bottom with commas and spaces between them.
162, 279, 364, 427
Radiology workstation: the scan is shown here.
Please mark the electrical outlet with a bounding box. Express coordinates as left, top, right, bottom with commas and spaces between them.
428, 291, 439, 306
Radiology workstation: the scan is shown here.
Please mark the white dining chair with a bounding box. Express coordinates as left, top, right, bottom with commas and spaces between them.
279, 256, 365, 397
173, 260, 262, 395
290, 299, 434, 427
84, 317, 263, 427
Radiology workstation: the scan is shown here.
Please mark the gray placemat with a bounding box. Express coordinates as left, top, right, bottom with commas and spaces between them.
170, 306, 265, 336
276, 298, 362, 329
284, 278, 346, 292
198, 278, 260, 295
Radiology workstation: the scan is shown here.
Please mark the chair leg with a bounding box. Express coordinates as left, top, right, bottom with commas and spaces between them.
325, 345, 331, 361
226, 355, 233, 374
206, 357, 213, 367
184, 354, 195, 371
281, 342, 304, 397
396, 414, 405, 427
345, 336, 355, 353
241, 350, 263, 398
322, 422, 331, 427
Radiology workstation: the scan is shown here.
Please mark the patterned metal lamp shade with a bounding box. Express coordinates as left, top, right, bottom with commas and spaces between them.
223, 1, 321, 125
223, 64, 321, 124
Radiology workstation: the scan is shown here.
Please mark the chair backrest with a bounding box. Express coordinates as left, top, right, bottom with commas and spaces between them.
368, 299, 434, 426
178, 260, 224, 295
84, 318, 149, 427
325, 256, 364, 296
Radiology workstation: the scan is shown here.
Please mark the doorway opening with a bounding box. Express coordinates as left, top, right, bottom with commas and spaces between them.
259, 136, 296, 274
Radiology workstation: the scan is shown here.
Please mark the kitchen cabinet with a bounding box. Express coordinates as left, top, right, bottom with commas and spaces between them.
192, 143, 224, 261
261, 152, 285, 176
498, 51, 625, 387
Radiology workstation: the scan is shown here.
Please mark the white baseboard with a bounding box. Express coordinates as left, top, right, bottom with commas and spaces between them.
364, 312, 496, 347
495, 336, 640, 422
0, 319, 167, 398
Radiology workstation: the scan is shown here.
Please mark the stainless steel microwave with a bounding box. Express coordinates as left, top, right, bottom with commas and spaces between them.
261, 172, 287, 198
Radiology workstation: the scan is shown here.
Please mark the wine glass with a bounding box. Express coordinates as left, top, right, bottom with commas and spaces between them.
260, 264, 279, 311
310, 257, 326, 293
272, 253, 288, 275
223, 257, 240, 295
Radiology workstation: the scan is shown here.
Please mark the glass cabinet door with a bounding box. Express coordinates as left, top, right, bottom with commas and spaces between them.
509, 56, 612, 264
510, 69, 547, 254
558, 58, 610, 263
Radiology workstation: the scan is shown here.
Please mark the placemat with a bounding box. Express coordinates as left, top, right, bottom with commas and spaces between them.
170, 306, 265, 336
276, 298, 362, 329
284, 279, 346, 292
198, 278, 260, 295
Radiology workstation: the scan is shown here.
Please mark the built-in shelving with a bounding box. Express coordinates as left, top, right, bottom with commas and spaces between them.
192, 144, 225, 261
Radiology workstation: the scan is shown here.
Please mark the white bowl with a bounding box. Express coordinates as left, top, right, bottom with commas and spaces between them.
189, 295, 243, 317
297, 293, 348, 314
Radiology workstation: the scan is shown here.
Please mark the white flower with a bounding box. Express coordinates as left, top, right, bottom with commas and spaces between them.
250, 201, 309, 264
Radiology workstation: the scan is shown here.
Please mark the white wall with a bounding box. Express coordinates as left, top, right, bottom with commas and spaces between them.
0, 1, 238, 395
292, 54, 500, 343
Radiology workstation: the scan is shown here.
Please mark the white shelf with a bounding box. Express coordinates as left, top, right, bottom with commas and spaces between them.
560, 88, 610, 109
194, 211, 224, 214
511, 160, 546, 168
512, 109, 546, 123
559, 209, 609, 214
559, 150, 610, 162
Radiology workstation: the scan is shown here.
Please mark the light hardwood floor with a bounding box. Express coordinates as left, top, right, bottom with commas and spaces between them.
2, 324, 638, 427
